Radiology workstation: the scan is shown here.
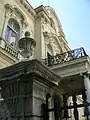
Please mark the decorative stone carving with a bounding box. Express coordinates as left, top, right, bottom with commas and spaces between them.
43, 31, 62, 55
18, 31, 36, 59
4, 4, 28, 27
20, 0, 36, 17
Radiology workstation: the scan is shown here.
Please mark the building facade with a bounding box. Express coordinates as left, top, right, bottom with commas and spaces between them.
0, 0, 69, 68
0, 0, 90, 120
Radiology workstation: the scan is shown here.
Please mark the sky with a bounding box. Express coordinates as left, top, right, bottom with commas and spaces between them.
28, 0, 90, 55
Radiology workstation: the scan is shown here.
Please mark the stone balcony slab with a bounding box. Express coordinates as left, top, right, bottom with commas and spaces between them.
50, 56, 90, 96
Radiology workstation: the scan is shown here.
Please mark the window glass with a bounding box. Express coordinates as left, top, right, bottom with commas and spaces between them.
5, 18, 20, 44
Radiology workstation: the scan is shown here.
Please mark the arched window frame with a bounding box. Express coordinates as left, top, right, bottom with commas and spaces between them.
5, 18, 20, 45
2, 4, 28, 47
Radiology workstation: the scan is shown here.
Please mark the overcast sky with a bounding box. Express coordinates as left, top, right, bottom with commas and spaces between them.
28, 0, 90, 55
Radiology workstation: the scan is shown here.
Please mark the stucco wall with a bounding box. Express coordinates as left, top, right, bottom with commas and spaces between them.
0, 0, 70, 66
0, 0, 35, 38
0, 0, 35, 68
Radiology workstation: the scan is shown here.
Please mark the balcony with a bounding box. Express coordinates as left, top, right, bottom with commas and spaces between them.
42, 47, 88, 66
42, 47, 90, 96
0, 38, 23, 63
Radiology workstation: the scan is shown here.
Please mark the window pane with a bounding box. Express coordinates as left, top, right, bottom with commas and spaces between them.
11, 31, 17, 37
5, 18, 20, 43
5, 27, 11, 41
13, 22, 19, 33
9, 31, 17, 43
8, 19, 13, 27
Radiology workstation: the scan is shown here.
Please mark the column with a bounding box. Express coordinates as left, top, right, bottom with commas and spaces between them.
72, 95, 79, 120
84, 74, 90, 113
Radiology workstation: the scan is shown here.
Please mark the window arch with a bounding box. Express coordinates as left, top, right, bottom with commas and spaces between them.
47, 43, 54, 56
5, 18, 20, 45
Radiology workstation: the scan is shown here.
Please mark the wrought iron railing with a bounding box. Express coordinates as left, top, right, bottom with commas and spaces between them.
41, 47, 88, 66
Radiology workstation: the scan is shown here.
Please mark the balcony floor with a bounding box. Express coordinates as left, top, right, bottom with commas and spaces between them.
59, 74, 84, 96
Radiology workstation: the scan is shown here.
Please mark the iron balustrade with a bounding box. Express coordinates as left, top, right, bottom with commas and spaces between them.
42, 47, 88, 66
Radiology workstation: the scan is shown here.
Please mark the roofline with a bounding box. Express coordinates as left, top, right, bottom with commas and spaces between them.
20, 0, 36, 16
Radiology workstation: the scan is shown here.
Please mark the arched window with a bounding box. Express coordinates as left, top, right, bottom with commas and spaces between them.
5, 18, 20, 44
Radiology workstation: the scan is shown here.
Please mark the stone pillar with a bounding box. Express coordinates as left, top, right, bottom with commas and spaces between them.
0, 59, 61, 120
83, 74, 90, 113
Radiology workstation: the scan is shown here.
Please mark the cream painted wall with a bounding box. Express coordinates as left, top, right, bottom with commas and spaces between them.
15, 0, 35, 38
34, 17, 42, 59
0, 0, 35, 68
0, 0, 69, 65
0, 0, 6, 37
0, 0, 35, 39
0, 52, 16, 69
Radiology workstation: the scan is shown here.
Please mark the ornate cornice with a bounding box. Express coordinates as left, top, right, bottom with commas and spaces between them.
45, 6, 62, 31
35, 5, 49, 18
35, 5, 50, 23
0, 59, 61, 85
20, 0, 36, 17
